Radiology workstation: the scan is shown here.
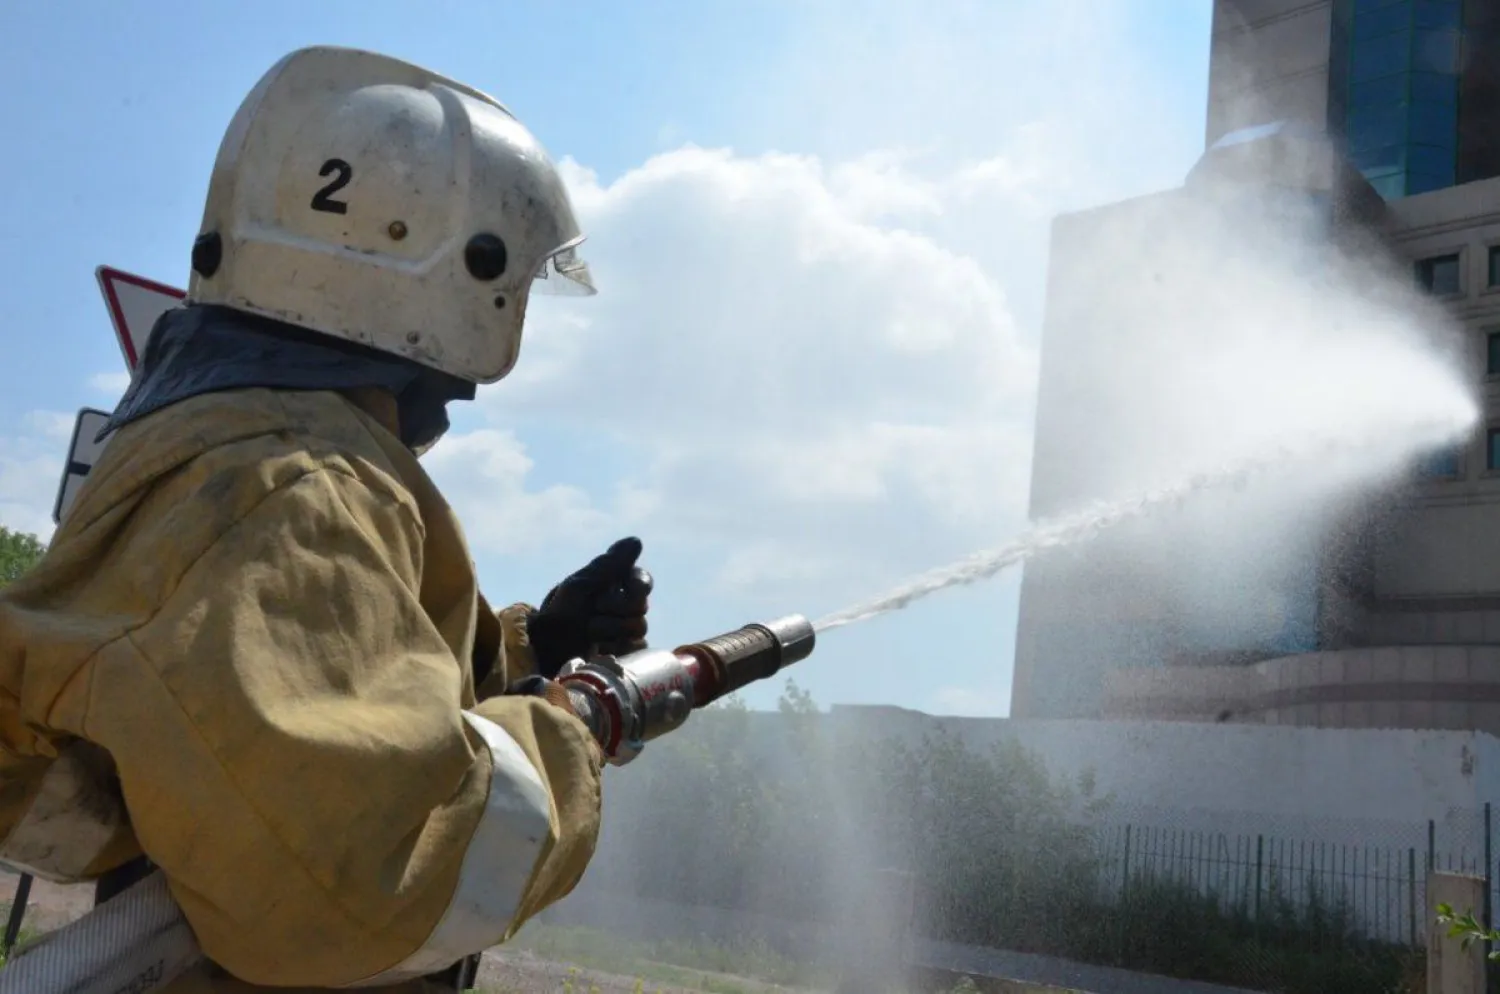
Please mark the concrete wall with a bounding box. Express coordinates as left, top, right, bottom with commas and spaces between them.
1011, 165, 1396, 721
1207, 0, 1334, 146
830, 708, 1496, 942
828, 708, 1499, 839
1103, 645, 1500, 733
1375, 177, 1500, 616
1027, 136, 1500, 733
567, 709, 1498, 949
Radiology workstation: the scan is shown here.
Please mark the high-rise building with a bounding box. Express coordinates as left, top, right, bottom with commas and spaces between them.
1209, 0, 1500, 198
1010, 0, 1500, 731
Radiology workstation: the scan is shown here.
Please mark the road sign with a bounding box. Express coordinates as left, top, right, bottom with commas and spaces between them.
52, 409, 114, 526
53, 267, 182, 528
95, 266, 184, 373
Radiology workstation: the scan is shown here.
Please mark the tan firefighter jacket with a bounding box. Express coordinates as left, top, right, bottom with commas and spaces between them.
0, 386, 603, 991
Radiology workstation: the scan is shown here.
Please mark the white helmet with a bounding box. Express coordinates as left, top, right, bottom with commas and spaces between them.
187, 45, 595, 384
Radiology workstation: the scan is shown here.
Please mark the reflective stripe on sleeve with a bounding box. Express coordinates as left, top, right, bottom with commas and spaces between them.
346, 711, 552, 986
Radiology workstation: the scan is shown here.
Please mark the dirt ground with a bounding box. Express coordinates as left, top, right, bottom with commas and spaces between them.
1, 873, 1070, 994
476, 948, 814, 993
0, 872, 92, 933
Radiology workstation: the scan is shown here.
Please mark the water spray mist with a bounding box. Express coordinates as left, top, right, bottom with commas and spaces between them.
814, 411, 1478, 634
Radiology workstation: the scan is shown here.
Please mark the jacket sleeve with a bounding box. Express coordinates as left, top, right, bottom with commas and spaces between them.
63, 463, 603, 988
472, 594, 541, 699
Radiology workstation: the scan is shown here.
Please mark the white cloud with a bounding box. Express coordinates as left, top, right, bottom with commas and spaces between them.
432, 0, 1223, 624
89, 371, 131, 396
420, 3, 1220, 624
418, 428, 609, 557
463, 143, 1054, 611
0, 411, 72, 541
713, 539, 845, 592
432, 0, 1469, 645
24, 411, 75, 443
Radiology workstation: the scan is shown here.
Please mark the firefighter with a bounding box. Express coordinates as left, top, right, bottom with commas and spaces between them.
0, 45, 647, 992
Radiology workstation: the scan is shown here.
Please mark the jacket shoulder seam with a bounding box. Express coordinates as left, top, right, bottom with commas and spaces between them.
273, 391, 428, 542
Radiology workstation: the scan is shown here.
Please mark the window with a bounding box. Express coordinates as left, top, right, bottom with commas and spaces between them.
1489, 246, 1500, 287
1369, 172, 1408, 199
1354, 2, 1410, 38
1414, 0, 1462, 30
1408, 172, 1451, 195
1413, 28, 1460, 72
1408, 143, 1456, 177
1348, 103, 1406, 151
1417, 252, 1462, 294
1343, 4, 1463, 199
1351, 31, 1412, 82
1409, 113, 1458, 151
1419, 446, 1461, 480
1410, 70, 1458, 105
1489, 429, 1500, 472
1350, 73, 1407, 108
1488, 329, 1500, 375
1352, 144, 1404, 173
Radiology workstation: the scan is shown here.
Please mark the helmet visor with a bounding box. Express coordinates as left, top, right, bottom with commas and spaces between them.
531, 242, 596, 297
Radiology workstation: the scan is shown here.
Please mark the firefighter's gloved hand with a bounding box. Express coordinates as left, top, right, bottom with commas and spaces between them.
528, 536, 653, 678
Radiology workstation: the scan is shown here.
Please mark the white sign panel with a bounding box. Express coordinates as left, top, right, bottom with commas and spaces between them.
95, 266, 185, 374
52, 409, 114, 526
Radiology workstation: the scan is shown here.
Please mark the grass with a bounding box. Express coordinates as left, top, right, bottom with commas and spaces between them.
0, 907, 37, 970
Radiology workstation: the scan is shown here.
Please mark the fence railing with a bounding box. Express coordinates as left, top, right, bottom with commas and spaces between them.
572, 798, 1499, 992
1095, 824, 1424, 944
1089, 804, 1496, 948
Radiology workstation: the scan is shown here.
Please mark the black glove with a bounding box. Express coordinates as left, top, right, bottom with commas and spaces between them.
527, 536, 654, 678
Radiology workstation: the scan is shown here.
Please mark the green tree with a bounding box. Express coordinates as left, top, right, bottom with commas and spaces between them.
0, 526, 44, 587
776, 678, 818, 715
593, 675, 1103, 939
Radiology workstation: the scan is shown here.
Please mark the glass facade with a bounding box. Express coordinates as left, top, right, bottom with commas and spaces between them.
1335, 0, 1463, 198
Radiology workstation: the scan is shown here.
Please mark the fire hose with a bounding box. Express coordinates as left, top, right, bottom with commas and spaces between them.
0, 615, 817, 994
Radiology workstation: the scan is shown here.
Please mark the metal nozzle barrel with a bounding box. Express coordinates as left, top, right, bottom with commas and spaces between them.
676, 614, 816, 706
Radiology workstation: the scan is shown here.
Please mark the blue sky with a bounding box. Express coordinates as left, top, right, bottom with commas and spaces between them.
0, 1, 1211, 715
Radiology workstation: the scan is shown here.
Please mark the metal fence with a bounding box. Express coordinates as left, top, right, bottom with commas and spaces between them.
1089, 805, 1495, 947
1047, 806, 1500, 992
563, 803, 1494, 993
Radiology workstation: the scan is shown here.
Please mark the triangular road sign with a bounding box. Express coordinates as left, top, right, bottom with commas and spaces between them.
54, 266, 185, 527
96, 266, 184, 373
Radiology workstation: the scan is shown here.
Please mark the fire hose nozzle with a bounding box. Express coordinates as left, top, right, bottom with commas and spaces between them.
555, 613, 817, 766
676, 614, 816, 703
